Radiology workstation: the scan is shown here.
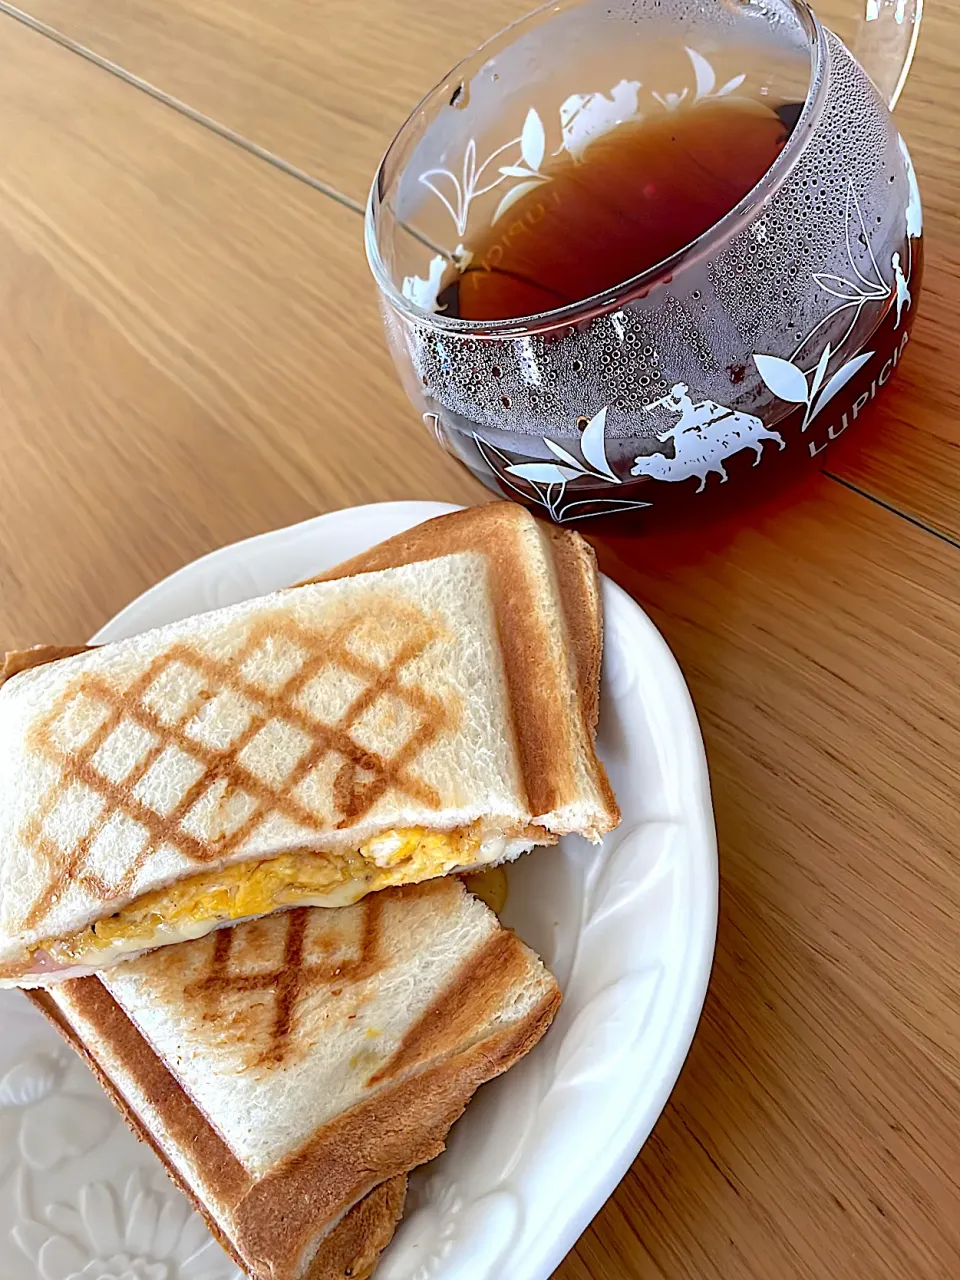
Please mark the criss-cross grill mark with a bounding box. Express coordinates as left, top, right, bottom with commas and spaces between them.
183, 895, 384, 1067
17, 607, 450, 934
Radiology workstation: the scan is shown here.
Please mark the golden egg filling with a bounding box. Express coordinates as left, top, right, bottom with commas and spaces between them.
34, 827, 481, 969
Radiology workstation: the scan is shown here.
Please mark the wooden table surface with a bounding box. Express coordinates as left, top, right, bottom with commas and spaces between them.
1, 0, 959, 1275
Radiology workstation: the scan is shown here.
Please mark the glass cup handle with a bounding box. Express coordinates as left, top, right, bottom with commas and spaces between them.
849, 0, 923, 108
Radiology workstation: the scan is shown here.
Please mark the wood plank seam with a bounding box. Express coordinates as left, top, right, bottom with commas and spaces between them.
2, 0, 956, 566
0, 1, 364, 215
824, 472, 960, 554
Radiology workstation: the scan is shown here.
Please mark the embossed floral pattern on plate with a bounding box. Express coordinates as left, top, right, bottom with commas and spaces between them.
2, 502, 716, 1280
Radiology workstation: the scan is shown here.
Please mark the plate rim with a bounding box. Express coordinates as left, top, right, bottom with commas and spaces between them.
90, 500, 718, 1278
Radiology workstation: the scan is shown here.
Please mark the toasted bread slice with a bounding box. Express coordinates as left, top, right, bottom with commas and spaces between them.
306, 504, 609, 784
305, 1177, 408, 1280
0, 503, 617, 985
28, 878, 560, 1280
28, 970, 408, 1278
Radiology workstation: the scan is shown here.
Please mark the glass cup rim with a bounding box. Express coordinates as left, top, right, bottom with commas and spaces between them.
365, 0, 830, 339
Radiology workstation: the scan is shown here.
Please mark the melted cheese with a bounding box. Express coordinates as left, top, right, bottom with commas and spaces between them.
42, 827, 479, 966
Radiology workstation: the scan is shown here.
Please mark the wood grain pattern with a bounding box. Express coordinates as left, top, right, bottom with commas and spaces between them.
2, 4, 960, 1279
553, 482, 960, 1278
10, 0, 857, 201
16, 0, 529, 202
13, 0, 960, 542
0, 14, 483, 647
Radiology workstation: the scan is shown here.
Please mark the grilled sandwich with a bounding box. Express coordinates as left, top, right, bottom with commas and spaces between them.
28, 877, 561, 1280
0, 503, 618, 985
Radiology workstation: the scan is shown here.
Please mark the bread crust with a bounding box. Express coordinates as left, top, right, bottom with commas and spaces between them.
306, 503, 619, 831
233, 985, 559, 1278
2, 503, 617, 983
4, 505, 617, 833
0, 644, 95, 690
304, 1177, 407, 1280
27, 883, 560, 1280
22, 978, 408, 1280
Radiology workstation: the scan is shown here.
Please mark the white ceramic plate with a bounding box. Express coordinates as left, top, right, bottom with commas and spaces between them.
0, 501, 717, 1280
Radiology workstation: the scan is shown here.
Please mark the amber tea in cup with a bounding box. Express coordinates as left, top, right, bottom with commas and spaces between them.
368, 0, 923, 525
438, 44, 804, 322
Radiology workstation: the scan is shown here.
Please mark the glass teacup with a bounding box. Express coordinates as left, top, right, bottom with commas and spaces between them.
366, 0, 922, 524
